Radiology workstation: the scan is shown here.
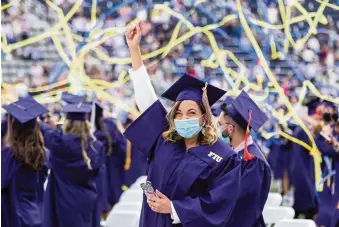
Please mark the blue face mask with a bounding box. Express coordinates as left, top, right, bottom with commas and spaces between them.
174, 117, 203, 138
218, 128, 230, 144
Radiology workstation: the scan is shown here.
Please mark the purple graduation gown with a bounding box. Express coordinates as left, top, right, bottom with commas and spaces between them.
225, 143, 272, 227
2, 119, 7, 136
274, 140, 293, 180
40, 123, 104, 227
290, 126, 318, 216
124, 100, 242, 227
124, 144, 148, 187
103, 118, 126, 206
330, 158, 339, 227
93, 130, 110, 227
315, 134, 338, 227
1, 147, 46, 227
2, 119, 8, 146
267, 141, 280, 178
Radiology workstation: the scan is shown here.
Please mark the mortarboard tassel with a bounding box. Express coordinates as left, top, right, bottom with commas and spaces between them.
244, 110, 254, 161
124, 140, 132, 170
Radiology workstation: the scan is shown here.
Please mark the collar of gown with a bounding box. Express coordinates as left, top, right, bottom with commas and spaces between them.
234, 136, 254, 153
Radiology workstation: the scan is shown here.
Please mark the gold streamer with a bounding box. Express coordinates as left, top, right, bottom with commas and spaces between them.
2, 2, 338, 189
1, 0, 20, 10
236, 0, 323, 191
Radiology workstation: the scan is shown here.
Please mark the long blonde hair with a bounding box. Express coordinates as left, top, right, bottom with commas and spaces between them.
162, 85, 218, 145
63, 120, 96, 169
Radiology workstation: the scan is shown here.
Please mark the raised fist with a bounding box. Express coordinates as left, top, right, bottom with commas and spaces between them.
125, 23, 141, 50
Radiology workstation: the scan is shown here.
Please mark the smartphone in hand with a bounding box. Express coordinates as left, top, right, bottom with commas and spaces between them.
140, 181, 159, 198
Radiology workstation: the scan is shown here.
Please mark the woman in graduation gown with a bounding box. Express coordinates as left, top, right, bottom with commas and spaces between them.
91, 102, 126, 220
217, 91, 272, 227
2, 97, 49, 227
102, 116, 127, 207
40, 103, 104, 227
315, 130, 338, 227
124, 24, 242, 227
124, 116, 149, 187
290, 125, 318, 219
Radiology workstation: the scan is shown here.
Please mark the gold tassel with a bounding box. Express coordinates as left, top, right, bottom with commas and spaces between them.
201, 83, 213, 126
121, 185, 129, 191
124, 140, 132, 170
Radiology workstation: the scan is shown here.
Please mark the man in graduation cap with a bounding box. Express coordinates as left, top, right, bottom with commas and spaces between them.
124, 24, 242, 227
217, 91, 272, 227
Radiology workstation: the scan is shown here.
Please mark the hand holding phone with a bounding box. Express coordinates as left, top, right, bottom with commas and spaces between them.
140, 181, 159, 198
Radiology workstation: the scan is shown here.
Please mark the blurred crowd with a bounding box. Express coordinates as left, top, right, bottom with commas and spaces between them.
2, 0, 339, 116
2, 0, 339, 225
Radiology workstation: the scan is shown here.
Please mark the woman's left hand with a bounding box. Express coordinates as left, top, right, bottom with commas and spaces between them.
147, 190, 172, 214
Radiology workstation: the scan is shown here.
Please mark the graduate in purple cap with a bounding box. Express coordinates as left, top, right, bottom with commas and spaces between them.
123, 115, 148, 187
289, 100, 336, 220
329, 120, 339, 227
2, 96, 49, 227
125, 24, 241, 227
40, 103, 104, 227
90, 100, 127, 221
217, 91, 272, 227
314, 107, 338, 227
60, 92, 84, 105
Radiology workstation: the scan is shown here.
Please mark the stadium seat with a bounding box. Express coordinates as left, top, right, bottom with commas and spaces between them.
130, 182, 144, 190
265, 193, 282, 206
119, 190, 143, 203
105, 211, 140, 227
263, 206, 295, 227
135, 176, 147, 184
275, 219, 316, 227
112, 202, 142, 213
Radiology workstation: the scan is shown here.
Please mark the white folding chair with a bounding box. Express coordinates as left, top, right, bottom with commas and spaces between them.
135, 176, 147, 185
275, 219, 316, 227
130, 182, 144, 191
265, 193, 282, 207
112, 202, 142, 213
105, 211, 139, 227
263, 206, 295, 227
119, 190, 144, 203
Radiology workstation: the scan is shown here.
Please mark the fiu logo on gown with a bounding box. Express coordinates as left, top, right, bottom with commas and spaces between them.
208, 151, 223, 163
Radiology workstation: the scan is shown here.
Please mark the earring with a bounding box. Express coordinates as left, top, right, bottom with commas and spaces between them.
201, 125, 206, 135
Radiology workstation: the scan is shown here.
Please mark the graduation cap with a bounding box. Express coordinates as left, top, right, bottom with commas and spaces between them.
226, 91, 268, 161
3, 96, 48, 125
61, 92, 84, 105
89, 100, 104, 133
161, 73, 226, 106
63, 103, 92, 121
211, 96, 234, 117
211, 103, 222, 117
224, 96, 234, 105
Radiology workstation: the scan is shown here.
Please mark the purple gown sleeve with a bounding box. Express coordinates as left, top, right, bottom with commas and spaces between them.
40, 122, 63, 151
124, 100, 168, 160
1, 147, 22, 189
316, 135, 339, 158
172, 155, 241, 227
